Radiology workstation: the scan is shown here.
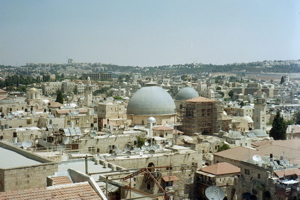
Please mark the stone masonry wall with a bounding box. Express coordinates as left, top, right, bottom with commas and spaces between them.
1, 163, 58, 192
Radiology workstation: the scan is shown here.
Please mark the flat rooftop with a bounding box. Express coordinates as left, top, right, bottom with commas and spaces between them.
58, 158, 111, 181
0, 147, 42, 169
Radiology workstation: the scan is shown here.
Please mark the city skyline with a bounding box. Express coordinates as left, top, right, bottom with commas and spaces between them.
1, 0, 300, 67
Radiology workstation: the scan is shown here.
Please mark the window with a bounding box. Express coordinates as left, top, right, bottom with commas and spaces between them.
186, 107, 194, 117
245, 169, 250, 175
258, 173, 260, 179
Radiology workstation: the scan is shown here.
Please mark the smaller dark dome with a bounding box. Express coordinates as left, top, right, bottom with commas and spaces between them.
175, 87, 199, 101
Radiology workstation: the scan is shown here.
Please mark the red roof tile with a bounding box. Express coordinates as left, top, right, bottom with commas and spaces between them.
0, 182, 102, 200
275, 168, 300, 178
162, 176, 179, 182
56, 109, 88, 114
152, 126, 173, 131
50, 176, 72, 185
252, 139, 300, 166
185, 96, 216, 103
214, 146, 263, 162
200, 162, 240, 175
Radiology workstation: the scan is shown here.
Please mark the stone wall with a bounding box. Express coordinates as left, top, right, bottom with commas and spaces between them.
0, 128, 42, 142
0, 141, 58, 192
79, 133, 145, 154
107, 152, 201, 170
127, 114, 176, 126
1, 163, 58, 192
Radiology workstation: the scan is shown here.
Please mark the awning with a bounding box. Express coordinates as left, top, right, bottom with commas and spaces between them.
162, 176, 179, 182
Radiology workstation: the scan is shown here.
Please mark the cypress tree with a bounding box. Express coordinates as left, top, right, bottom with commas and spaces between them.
280, 76, 285, 84
294, 111, 300, 125
55, 90, 64, 104
269, 111, 287, 140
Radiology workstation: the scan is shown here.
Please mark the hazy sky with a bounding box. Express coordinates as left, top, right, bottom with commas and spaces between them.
1, 0, 300, 66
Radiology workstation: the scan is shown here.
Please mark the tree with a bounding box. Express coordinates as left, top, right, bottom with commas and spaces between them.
73, 87, 78, 95
269, 111, 287, 140
217, 91, 224, 98
228, 90, 234, 99
217, 142, 230, 152
55, 90, 64, 104
136, 136, 146, 148
113, 96, 123, 100
240, 101, 245, 108
280, 76, 285, 84
294, 111, 300, 124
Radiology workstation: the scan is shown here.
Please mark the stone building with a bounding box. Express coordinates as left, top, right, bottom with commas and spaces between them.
105, 148, 201, 199
179, 96, 218, 135
235, 155, 299, 200
152, 126, 175, 141
224, 105, 253, 118
195, 162, 240, 200
174, 86, 199, 126
38, 108, 98, 132
62, 81, 76, 94
253, 97, 267, 131
42, 82, 62, 95
85, 77, 93, 107
25, 87, 43, 110
0, 168, 106, 199
79, 133, 145, 154
95, 100, 127, 130
0, 141, 58, 192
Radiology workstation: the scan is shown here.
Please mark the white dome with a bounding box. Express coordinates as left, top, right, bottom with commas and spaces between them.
148, 117, 156, 123
127, 86, 176, 116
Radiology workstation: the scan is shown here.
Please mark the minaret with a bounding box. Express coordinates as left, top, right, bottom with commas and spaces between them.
85, 77, 93, 107
147, 117, 156, 138
253, 90, 266, 130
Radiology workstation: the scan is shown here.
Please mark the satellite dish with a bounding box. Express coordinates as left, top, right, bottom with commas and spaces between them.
205, 186, 225, 200
22, 140, 33, 149
126, 151, 131, 156
139, 151, 144, 157
110, 152, 117, 158
3, 139, 13, 144
90, 132, 96, 137
58, 145, 66, 152
74, 110, 80, 115
145, 141, 149, 146
14, 142, 23, 148
253, 155, 262, 162
149, 149, 155, 154
84, 128, 90, 133
134, 147, 141, 153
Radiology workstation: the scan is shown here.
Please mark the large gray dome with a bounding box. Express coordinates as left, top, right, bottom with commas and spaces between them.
127, 86, 176, 115
175, 87, 199, 101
